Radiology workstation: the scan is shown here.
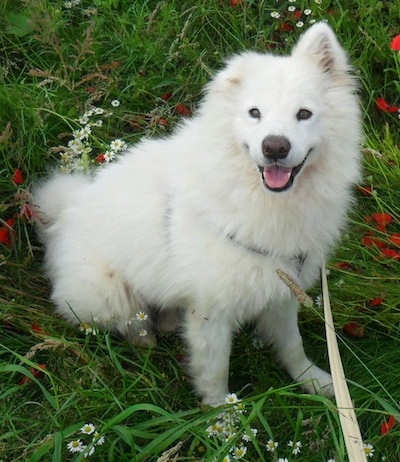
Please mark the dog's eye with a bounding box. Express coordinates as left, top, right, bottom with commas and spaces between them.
297, 109, 313, 121
249, 108, 261, 119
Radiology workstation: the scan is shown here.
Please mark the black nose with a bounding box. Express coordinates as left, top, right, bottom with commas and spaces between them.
262, 135, 291, 160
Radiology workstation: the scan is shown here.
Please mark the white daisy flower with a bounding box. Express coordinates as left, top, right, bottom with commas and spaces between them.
304, 8, 312, 15
139, 329, 148, 337
110, 138, 127, 152
296, 21, 304, 27
83, 445, 96, 457
288, 440, 302, 455
93, 431, 105, 446
363, 443, 375, 458
91, 119, 103, 127
111, 100, 120, 107
266, 439, 279, 453
136, 311, 149, 322
271, 11, 281, 19
103, 150, 116, 162
80, 423, 96, 435
79, 114, 90, 125
68, 138, 85, 154
67, 439, 85, 453
231, 445, 247, 459
225, 393, 239, 404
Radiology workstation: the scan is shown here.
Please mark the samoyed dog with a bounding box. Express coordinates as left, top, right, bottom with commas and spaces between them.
33, 23, 362, 405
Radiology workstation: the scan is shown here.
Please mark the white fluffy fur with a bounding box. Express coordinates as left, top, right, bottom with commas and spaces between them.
32, 23, 362, 405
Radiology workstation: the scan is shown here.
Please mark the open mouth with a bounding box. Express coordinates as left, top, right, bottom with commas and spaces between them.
258, 150, 311, 192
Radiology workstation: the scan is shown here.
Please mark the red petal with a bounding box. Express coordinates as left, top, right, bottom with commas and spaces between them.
376, 97, 399, 113
279, 22, 295, 33
381, 415, 397, 435
389, 233, 400, 246
371, 212, 392, 227
175, 103, 191, 117
161, 92, 172, 101
334, 261, 351, 270
18, 364, 46, 385
380, 248, 400, 260
369, 298, 384, 307
357, 185, 373, 196
376, 98, 390, 111
390, 35, 400, 51
361, 234, 386, 249
12, 168, 24, 185
31, 323, 49, 335
293, 10, 302, 19
0, 219, 15, 246
343, 322, 365, 338
230, 0, 242, 6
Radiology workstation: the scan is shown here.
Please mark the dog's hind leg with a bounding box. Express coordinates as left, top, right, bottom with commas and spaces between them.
257, 298, 334, 397
50, 259, 155, 346
113, 281, 156, 347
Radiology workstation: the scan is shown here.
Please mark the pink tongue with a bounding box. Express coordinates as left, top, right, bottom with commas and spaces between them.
264, 165, 293, 189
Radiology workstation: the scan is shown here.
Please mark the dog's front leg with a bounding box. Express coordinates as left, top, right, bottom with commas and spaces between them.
258, 297, 333, 397
183, 307, 233, 406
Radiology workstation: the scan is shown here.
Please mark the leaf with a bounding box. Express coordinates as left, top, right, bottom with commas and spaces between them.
5, 12, 35, 37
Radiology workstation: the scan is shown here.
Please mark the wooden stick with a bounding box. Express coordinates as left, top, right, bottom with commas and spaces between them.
321, 263, 367, 462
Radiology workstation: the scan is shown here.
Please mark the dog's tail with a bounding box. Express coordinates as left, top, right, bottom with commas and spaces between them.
32, 172, 91, 228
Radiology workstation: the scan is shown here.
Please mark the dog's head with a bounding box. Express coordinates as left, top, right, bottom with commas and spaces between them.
203, 23, 361, 194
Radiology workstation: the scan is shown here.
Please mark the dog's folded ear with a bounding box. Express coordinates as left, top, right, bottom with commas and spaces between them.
292, 22, 349, 74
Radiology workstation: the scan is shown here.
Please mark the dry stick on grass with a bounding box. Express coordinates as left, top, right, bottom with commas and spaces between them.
321, 263, 367, 462
277, 267, 367, 462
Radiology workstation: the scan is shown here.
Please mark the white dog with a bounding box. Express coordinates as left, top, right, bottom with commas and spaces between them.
33, 23, 362, 406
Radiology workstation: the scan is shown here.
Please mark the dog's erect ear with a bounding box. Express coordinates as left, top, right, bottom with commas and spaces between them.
208, 52, 261, 92
292, 22, 349, 74
210, 54, 247, 90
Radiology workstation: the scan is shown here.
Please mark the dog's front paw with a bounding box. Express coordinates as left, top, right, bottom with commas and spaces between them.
297, 365, 334, 398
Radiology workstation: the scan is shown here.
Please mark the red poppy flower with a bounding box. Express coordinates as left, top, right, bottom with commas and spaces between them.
390, 35, 400, 51
381, 415, 397, 435
230, 0, 242, 6
175, 103, 192, 117
376, 97, 399, 113
343, 322, 365, 338
12, 168, 24, 185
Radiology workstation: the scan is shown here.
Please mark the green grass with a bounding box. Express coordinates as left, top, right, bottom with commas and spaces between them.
1, 0, 400, 460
